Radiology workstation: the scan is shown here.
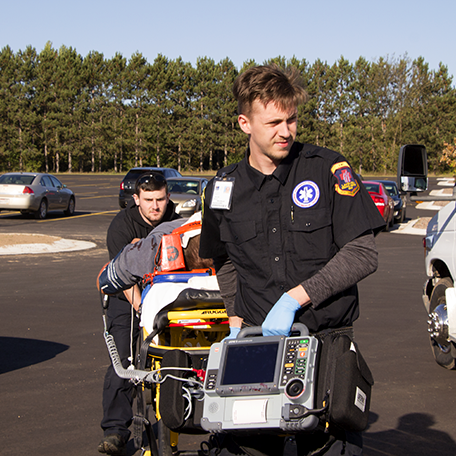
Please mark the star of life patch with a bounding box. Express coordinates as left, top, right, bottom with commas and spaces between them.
292, 181, 320, 208
331, 161, 359, 197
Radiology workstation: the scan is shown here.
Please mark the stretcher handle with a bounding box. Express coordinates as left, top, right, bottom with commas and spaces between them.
237, 323, 309, 339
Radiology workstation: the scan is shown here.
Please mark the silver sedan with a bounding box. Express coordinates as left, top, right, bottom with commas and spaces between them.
167, 177, 208, 217
0, 172, 75, 219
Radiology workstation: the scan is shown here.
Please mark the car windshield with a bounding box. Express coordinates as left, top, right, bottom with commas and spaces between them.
382, 183, 398, 196
125, 170, 163, 181
364, 183, 380, 193
167, 179, 200, 195
0, 174, 35, 185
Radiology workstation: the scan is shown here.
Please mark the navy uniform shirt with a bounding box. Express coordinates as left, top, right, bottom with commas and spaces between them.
200, 142, 385, 333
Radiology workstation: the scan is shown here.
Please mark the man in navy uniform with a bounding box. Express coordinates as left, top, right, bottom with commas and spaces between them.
199, 64, 385, 456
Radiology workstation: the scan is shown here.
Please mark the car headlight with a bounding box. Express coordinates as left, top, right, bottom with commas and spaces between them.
425, 234, 434, 251
182, 199, 197, 208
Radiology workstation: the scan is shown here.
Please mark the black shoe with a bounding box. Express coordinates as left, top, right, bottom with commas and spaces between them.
97, 434, 127, 455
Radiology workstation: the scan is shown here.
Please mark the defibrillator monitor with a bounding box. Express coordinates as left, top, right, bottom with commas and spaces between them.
202, 326, 321, 433
216, 338, 284, 395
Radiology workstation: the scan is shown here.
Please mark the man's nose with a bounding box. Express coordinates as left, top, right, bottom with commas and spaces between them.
278, 121, 290, 138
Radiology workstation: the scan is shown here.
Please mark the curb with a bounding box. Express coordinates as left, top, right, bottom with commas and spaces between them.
391, 219, 427, 236
0, 234, 96, 255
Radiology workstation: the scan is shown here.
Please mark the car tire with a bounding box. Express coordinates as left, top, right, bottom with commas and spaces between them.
64, 197, 75, 216
428, 277, 456, 369
35, 199, 48, 220
384, 215, 390, 232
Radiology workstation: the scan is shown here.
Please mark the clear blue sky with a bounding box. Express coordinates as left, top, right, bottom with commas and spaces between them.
2, 0, 455, 83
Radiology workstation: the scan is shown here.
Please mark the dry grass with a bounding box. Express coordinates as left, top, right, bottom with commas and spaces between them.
0, 233, 61, 247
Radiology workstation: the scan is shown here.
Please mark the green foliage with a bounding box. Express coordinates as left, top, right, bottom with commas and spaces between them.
0, 46, 455, 173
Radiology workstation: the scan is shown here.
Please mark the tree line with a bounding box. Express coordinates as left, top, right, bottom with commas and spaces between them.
1, 42, 455, 175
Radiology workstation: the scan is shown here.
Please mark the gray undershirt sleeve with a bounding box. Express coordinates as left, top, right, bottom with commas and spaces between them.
108, 219, 186, 289
213, 256, 237, 317
301, 231, 378, 308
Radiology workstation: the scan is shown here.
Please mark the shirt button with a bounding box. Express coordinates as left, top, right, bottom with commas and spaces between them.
272, 228, 277, 233
275, 257, 280, 262
280, 285, 284, 290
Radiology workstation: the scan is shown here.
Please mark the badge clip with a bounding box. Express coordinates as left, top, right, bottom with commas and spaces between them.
210, 175, 235, 210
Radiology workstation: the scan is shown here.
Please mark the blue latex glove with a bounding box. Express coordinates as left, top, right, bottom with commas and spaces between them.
262, 293, 301, 336
223, 326, 241, 341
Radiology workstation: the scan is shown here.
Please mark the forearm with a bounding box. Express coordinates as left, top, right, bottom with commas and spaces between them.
301, 231, 378, 308
123, 284, 142, 312
214, 255, 238, 319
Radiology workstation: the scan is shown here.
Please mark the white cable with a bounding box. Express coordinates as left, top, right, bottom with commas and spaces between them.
182, 385, 192, 420
104, 328, 153, 383
157, 373, 203, 388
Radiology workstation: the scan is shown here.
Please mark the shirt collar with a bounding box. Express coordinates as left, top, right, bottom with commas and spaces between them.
243, 143, 299, 190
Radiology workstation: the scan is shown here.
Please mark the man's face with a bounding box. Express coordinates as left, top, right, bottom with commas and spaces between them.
238, 100, 298, 165
133, 187, 169, 226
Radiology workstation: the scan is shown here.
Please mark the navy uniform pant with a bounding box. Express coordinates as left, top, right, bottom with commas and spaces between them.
101, 296, 140, 442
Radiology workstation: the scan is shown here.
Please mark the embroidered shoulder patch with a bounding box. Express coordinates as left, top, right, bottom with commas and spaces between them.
331, 161, 359, 197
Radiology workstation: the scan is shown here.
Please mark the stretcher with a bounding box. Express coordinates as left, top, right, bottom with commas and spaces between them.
102, 268, 229, 456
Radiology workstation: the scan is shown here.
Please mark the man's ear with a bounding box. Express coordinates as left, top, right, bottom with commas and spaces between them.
132, 193, 140, 206
238, 114, 251, 135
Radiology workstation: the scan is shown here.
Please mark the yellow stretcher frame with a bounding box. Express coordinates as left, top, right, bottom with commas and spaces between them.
140, 303, 228, 456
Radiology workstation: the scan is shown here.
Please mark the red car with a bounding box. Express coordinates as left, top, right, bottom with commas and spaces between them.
362, 181, 394, 231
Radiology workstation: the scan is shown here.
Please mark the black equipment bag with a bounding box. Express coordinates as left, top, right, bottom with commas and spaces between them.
316, 333, 374, 432
158, 349, 206, 433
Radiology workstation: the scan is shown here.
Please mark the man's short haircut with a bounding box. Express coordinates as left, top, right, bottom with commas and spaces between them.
135, 173, 168, 195
233, 64, 308, 116
183, 234, 214, 270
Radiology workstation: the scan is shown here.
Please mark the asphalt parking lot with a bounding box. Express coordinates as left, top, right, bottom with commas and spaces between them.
1, 175, 456, 456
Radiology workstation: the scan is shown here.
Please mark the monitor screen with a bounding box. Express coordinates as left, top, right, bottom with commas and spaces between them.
220, 342, 280, 385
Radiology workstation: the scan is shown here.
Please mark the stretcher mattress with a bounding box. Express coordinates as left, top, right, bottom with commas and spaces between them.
140, 275, 220, 334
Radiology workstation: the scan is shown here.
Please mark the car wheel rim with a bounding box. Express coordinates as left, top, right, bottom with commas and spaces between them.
428, 303, 451, 353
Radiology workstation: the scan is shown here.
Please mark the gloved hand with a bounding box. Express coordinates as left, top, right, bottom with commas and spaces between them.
223, 326, 241, 341
262, 293, 301, 336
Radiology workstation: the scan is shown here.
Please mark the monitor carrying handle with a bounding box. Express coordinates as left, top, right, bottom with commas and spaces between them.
238, 323, 309, 339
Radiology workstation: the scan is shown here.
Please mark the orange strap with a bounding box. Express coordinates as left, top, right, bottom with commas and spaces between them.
171, 220, 201, 235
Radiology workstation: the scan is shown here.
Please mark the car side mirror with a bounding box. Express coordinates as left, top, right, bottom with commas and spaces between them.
397, 144, 428, 192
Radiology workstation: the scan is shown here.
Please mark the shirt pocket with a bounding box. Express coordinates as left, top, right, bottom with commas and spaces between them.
286, 208, 335, 261
220, 220, 256, 244
220, 220, 263, 270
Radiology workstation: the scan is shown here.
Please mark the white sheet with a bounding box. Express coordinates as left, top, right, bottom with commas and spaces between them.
140, 276, 220, 334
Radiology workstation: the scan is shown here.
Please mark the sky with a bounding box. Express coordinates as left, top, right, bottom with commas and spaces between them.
2, 0, 455, 84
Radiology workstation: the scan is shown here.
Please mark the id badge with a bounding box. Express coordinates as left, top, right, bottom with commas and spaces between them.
210, 177, 235, 210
